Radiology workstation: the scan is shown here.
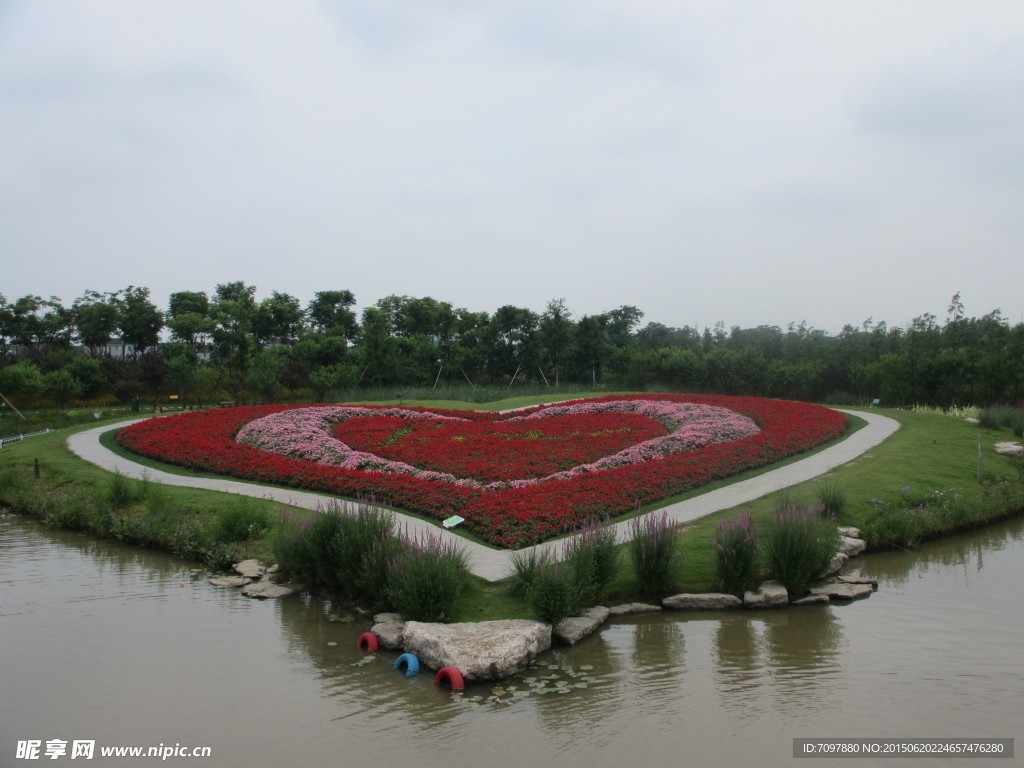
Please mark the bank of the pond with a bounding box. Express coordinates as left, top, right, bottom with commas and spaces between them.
62, 408, 898, 581
2, 402, 1023, 625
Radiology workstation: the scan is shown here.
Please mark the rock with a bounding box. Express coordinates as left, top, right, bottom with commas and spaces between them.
233, 559, 266, 580
554, 607, 610, 645
208, 576, 250, 587
743, 580, 789, 609
822, 552, 849, 578
241, 577, 301, 599
662, 593, 742, 611
994, 442, 1023, 456
607, 602, 662, 617
373, 612, 404, 624
372, 620, 407, 651
792, 594, 830, 606
402, 620, 551, 681
837, 526, 862, 539
808, 581, 874, 601
837, 575, 879, 590
841, 536, 867, 558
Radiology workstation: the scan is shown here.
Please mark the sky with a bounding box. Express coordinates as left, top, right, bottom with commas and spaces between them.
2, 0, 1023, 335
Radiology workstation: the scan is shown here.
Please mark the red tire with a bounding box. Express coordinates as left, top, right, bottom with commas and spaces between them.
357, 633, 379, 652
434, 667, 465, 691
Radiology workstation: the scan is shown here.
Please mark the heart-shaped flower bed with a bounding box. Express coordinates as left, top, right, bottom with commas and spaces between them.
117, 394, 848, 548
331, 412, 669, 482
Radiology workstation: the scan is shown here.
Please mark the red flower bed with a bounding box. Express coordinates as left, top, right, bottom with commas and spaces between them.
332, 412, 668, 482
116, 395, 848, 548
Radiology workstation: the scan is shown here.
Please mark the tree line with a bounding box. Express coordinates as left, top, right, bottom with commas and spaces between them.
0, 285, 1020, 408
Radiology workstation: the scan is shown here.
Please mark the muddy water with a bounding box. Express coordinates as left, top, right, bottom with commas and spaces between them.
1, 515, 1021, 768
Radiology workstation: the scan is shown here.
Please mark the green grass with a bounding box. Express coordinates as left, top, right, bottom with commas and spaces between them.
2, 397, 1022, 620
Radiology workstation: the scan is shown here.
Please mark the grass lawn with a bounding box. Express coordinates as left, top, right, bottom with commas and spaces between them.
1, 395, 1021, 622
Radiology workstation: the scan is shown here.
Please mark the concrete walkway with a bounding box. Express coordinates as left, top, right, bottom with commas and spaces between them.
67, 409, 899, 582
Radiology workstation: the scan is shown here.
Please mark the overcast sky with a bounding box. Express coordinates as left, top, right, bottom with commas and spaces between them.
2, 0, 1023, 334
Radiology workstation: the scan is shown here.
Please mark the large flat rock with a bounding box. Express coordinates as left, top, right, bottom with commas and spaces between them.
743, 580, 789, 609
554, 607, 609, 646
662, 593, 742, 611
607, 603, 662, 617
808, 582, 874, 601
241, 578, 302, 599
402, 620, 551, 681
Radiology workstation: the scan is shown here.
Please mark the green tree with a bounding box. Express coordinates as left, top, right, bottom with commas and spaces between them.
44, 369, 84, 406
540, 299, 573, 386
71, 290, 121, 356
307, 290, 359, 340
166, 291, 213, 349
0, 361, 46, 402
117, 286, 164, 356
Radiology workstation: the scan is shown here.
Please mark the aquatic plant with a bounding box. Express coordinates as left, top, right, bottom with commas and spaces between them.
628, 511, 684, 596
385, 528, 469, 622
712, 510, 761, 595
763, 504, 841, 596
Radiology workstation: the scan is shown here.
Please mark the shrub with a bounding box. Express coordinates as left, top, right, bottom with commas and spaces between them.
213, 496, 271, 544
763, 504, 841, 596
331, 500, 395, 601
576, 516, 620, 600
528, 555, 577, 627
272, 509, 314, 580
385, 530, 469, 622
979, 405, 1024, 436
628, 511, 684, 596
101, 469, 142, 509
508, 547, 553, 598
712, 510, 761, 595
816, 479, 847, 517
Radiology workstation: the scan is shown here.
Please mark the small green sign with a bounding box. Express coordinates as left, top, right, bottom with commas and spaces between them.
442, 515, 464, 529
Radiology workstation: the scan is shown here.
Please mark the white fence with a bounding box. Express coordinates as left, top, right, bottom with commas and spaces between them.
0, 429, 54, 450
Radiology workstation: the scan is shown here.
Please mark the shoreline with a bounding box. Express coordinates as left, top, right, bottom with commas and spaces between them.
66, 408, 899, 581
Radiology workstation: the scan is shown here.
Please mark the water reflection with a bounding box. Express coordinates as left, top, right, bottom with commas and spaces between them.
850, 516, 1024, 586
3, 511, 1023, 768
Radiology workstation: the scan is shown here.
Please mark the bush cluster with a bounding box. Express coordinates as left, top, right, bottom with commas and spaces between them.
273, 501, 469, 620
763, 503, 841, 596
712, 510, 761, 596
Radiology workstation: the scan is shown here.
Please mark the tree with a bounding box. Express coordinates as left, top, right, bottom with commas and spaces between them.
44, 369, 84, 406
307, 290, 358, 341
117, 286, 163, 356
0, 295, 73, 358
67, 356, 108, 397
254, 291, 305, 347
540, 299, 573, 386
571, 315, 611, 386
0, 361, 46, 402
167, 291, 213, 349
71, 290, 121, 355
485, 305, 539, 383
209, 282, 258, 397
605, 305, 644, 348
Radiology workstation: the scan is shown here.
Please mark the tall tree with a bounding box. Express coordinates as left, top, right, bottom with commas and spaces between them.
540, 299, 573, 386
71, 290, 121, 356
307, 290, 358, 341
117, 286, 163, 356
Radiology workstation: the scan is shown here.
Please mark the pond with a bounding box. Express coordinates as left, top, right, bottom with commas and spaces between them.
1, 513, 1020, 766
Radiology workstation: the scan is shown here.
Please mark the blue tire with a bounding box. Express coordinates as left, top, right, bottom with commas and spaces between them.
394, 653, 420, 676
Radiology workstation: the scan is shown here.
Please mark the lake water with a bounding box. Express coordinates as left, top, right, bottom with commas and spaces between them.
1, 513, 1021, 767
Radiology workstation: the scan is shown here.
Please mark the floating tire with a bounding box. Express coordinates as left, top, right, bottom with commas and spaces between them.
434, 667, 465, 692
357, 633, 379, 652
394, 653, 420, 676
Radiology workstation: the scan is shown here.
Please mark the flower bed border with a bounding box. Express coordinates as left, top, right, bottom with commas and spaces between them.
116, 394, 848, 548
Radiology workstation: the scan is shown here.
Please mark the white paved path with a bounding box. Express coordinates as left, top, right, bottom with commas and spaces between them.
68, 409, 898, 581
